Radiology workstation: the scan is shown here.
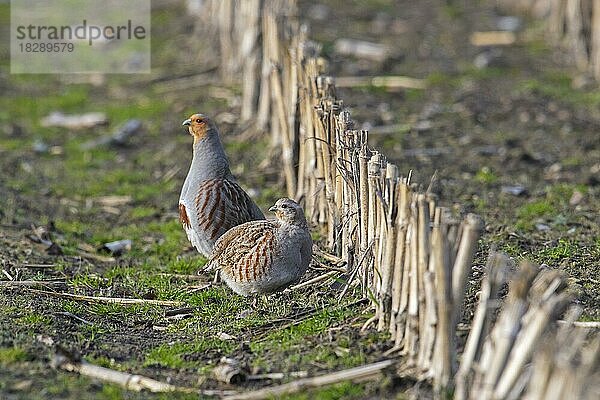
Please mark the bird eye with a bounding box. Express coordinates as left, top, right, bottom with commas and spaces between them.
281, 204, 289, 209
196, 119, 202, 123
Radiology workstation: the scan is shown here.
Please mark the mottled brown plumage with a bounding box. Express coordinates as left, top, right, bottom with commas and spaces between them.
206, 198, 312, 296
179, 114, 264, 257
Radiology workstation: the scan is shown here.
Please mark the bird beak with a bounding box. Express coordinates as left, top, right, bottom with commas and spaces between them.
269, 205, 277, 212
182, 119, 191, 127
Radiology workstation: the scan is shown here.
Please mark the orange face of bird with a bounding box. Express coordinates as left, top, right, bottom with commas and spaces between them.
182, 114, 210, 141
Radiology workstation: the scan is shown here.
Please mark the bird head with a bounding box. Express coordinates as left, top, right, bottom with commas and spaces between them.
269, 198, 306, 225
182, 113, 215, 142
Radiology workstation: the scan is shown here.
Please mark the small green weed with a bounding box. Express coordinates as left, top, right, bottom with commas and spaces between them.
520, 72, 600, 107
539, 239, 579, 261
286, 381, 366, 400
250, 308, 351, 354
144, 339, 235, 369
474, 167, 498, 185
0, 346, 29, 365
515, 200, 556, 231
16, 312, 52, 327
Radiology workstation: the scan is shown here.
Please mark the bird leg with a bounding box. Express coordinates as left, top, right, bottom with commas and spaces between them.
251, 294, 259, 309
249, 294, 269, 310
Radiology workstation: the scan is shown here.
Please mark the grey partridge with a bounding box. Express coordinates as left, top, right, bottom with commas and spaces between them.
179, 113, 265, 257
206, 198, 312, 296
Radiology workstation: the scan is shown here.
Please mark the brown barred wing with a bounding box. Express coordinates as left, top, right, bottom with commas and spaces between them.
210, 220, 279, 283
194, 179, 265, 243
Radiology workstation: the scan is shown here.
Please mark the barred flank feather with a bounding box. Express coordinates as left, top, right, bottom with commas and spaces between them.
210, 221, 278, 282
207, 198, 313, 296
194, 179, 262, 241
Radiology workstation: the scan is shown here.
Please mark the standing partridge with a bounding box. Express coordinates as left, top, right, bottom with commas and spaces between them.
179, 114, 265, 257
206, 198, 312, 296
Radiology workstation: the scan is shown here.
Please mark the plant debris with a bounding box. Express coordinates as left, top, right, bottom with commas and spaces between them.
99, 239, 132, 256
41, 112, 108, 130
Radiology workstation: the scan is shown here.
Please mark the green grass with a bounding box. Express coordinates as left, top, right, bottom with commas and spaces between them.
130, 206, 159, 219
515, 200, 555, 231
83, 355, 129, 371
133, 295, 381, 377
426, 66, 516, 91
1, 86, 91, 125
69, 274, 108, 290
474, 167, 498, 185
16, 313, 52, 327
71, 265, 193, 302
94, 384, 200, 400
286, 381, 367, 400
166, 259, 202, 275
520, 71, 600, 107
56, 219, 194, 266
144, 339, 236, 369
443, 2, 464, 18
86, 303, 162, 318
251, 308, 353, 354
500, 240, 527, 259
2, 372, 199, 400
0, 346, 29, 365
247, 305, 386, 374
461, 66, 515, 80
538, 238, 579, 261
578, 314, 600, 322
426, 71, 460, 88
513, 183, 588, 231
561, 156, 583, 167
546, 183, 588, 204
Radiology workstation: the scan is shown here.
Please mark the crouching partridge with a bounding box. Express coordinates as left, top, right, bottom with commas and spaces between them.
206, 198, 312, 296
179, 114, 265, 257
